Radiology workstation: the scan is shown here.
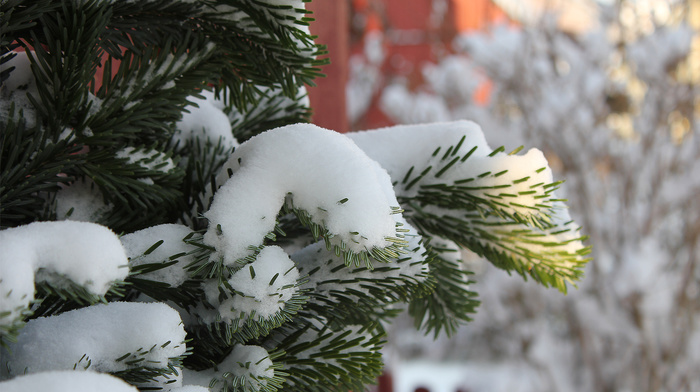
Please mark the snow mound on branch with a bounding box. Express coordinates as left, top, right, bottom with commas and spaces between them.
185, 344, 274, 392
121, 224, 198, 287
174, 89, 238, 153
0, 371, 138, 392
0, 221, 128, 328
348, 120, 490, 183
204, 123, 400, 265
1, 302, 187, 377
349, 121, 555, 219
203, 245, 300, 324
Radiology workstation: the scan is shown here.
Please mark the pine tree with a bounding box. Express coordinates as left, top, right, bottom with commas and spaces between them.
0, 1, 590, 391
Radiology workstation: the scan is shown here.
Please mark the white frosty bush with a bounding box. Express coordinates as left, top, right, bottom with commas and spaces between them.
366, 5, 698, 392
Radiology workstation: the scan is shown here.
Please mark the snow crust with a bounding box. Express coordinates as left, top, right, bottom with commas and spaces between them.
0, 221, 128, 328
1, 302, 186, 377
121, 224, 197, 287
0, 371, 138, 392
204, 123, 399, 265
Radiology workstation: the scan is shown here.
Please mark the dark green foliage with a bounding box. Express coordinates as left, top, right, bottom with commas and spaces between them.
262, 316, 385, 392
1, 0, 325, 234
408, 242, 480, 338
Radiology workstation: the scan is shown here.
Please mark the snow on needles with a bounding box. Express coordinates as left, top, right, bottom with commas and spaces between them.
1, 302, 187, 377
203, 245, 300, 324
121, 224, 198, 287
348, 120, 556, 220
204, 123, 400, 265
0, 371, 138, 392
0, 221, 128, 329
173, 89, 238, 153
185, 344, 275, 392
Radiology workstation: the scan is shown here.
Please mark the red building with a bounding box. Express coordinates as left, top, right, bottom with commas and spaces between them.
307, 0, 513, 133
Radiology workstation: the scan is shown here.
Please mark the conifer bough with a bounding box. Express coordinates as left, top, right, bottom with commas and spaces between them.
0, 0, 590, 391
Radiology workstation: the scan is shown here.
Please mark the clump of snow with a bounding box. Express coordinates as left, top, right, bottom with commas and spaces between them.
203, 245, 300, 324
0, 371, 138, 392
204, 123, 400, 265
121, 224, 198, 287
0, 221, 128, 329
173, 89, 238, 154
1, 302, 187, 378
185, 344, 274, 392
55, 178, 112, 222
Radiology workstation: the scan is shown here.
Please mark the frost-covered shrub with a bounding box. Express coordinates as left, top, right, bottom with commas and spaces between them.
371, 5, 700, 392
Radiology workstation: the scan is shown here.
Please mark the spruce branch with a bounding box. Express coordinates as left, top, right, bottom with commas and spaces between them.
0, 106, 83, 227
407, 203, 591, 293
262, 317, 385, 392
407, 240, 480, 338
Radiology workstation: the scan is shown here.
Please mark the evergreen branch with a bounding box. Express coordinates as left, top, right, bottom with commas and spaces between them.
91, 31, 217, 145
397, 141, 562, 229
283, 202, 410, 270
176, 136, 232, 229
229, 86, 312, 143
109, 343, 190, 387
262, 317, 385, 392
0, 0, 58, 53
407, 241, 480, 338
292, 241, 432, 326
407, 203, 591, 293
0, 300, 34, 349
104, 0, 205, 56
0, 106, 83, 228
189, 288, 309, 350
72, 145, 185, 232
17, 1, 110, 135
197, 345, 285, 392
